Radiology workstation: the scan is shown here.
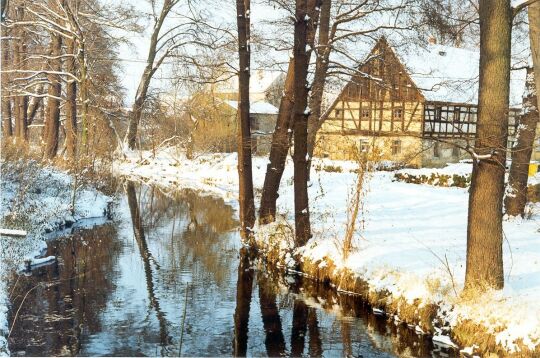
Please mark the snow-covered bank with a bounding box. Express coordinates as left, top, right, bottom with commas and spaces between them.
0, 160, 112, 356
115, 148, 540, 356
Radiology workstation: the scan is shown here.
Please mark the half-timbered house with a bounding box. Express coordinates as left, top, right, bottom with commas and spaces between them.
315, 37, 531, 167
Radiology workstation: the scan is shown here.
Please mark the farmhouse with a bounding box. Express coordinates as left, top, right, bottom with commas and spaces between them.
315, 37, 536, 168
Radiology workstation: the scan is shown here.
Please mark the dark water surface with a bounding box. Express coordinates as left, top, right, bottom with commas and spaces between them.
8, 183, 457, 357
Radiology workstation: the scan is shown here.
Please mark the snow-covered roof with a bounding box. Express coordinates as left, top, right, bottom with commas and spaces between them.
225, 100, 279, 115
215, 69, 284, 94
394, 44, 526, 107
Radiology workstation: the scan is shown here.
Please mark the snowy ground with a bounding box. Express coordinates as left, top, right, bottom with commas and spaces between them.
0, 160, 111, 356
115, 147, 540, 355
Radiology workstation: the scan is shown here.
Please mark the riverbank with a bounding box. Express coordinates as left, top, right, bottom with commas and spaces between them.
115, 147, 540, 356
0, 159, 112, 356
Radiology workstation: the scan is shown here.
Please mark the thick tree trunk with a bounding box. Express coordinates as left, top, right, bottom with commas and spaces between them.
306, 0, 331, 179
65, 38, 78, 159
235, 0, 256, 238
45, 28, 62, 159
258, 59, 295, 223
292, 0, 320, 247
465, 0, 512, 290
1, 25, 12, 137
505, 68, 538, 217
127, 89, 147, 149
258, 0, 322, 225
232, 247, 254, 357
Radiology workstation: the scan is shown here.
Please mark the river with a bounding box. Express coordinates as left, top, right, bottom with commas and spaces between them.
7, 182, 457, 357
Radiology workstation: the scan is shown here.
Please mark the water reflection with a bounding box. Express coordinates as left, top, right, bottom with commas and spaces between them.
8, 182, 457, 357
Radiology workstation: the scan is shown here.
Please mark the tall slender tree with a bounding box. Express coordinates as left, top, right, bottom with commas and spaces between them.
529, 1, 540, 94
1, 23, 12, 137
65, 34, 78, 159
292, 0, 321, 246
465, 0, 512, 290
259, 58, 295, 223
13, 6, 28, 141
505, 68, 538, 217
44, 4, 63, 159
306, 0, 331, 179
259, 0, 321, 224
235, 0, 256, 238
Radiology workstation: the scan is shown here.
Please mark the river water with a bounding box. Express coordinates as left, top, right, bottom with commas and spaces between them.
7, 182, 457, 357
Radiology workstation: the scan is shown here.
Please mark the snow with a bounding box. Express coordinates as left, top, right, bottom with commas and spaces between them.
224, 100, 279, 114
215, 69, 284, 95
0, 160, 111, 356
433, 334, 459, 349
114, 148, 540, 354
391, 43, 527, 107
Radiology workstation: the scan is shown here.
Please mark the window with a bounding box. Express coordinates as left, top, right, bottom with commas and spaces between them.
360, 140, 370, 153
393, 108, 403, 120
433, 142, 440, 158
361, 108, 371, 119
335, 109, 341, 117
391, 140, 401, 155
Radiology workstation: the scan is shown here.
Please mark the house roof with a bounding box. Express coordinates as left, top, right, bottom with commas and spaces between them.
215, 69, 285, 95
391, 43, 527, 107
224, 100, 279, 115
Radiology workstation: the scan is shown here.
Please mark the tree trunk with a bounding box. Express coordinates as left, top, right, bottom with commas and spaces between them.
125, 0, 171, 150
258, 59, 296, 223
232, 247, 254, 357
45, 11, 63, 159
27, 91, 43, 126
306, 0, 332, 179
465, 0, 512, 290
13, 7, 28, 141
529, 1, 540, 98
292, 0, 321, 247
1, 24, 12, 137
505, 68, 538, 217
235, 0, 256, 238
66, 37, 78, 159
258, 0, 322, 225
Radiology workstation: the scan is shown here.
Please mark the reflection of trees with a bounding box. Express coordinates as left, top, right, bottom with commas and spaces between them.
233, 247, 254, 357
307, 308, 323, 357
257, 273, 286, 357
8, 224, 121, 356
126, 182, 170, 348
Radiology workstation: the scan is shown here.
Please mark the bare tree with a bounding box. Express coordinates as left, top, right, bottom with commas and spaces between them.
528, 0, 540, 94
292, 0, 322, 247
65, 33, 77, 159
13, 6, 28, 141
258, 0, 321, 224
465, 0, 512, 290
125, 0, 181, 150
44, 0, 63, 159
259, 0, 410, 221
505, 68, 538, 217
236, 0, 256, 238
1, 22, 12, 137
